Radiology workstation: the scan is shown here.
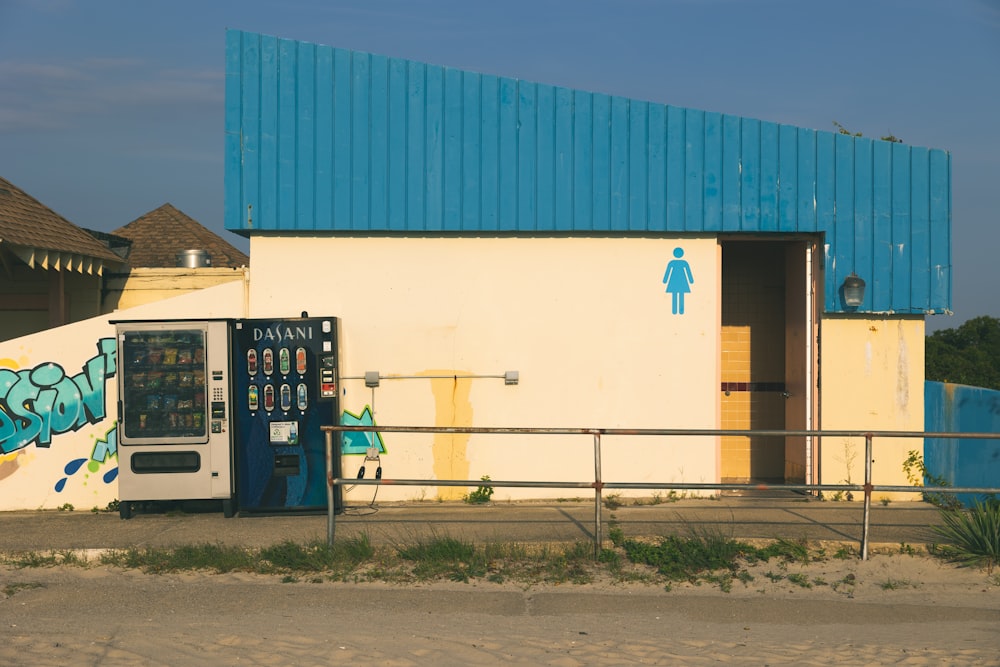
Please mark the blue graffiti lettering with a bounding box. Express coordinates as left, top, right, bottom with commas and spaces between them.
0, 338, 117, 453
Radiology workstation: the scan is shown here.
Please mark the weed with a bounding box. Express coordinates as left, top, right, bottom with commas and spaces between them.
101, 544, 256, 574
880, 577, 912, 590
880, 497, 891, 506
7, 550, 86, 568
3, 581, 44, 597
898, 542, 916, 556
396, 536, 491, 581
57, 503, 74, 512
702, 572, 734, 592
902, 450, 962, 510
259, 539, 369, 575
92, 500, 121, 513
633, 491, 683, 506
463, 476, 495, 504
619, 528, 756, 582
764, 571, 784, 582
786, 572, 812, 588
932, 498, 1000, 573
832, 573, 856, 593
541, 542, 596, 584
603, 494, 624, 510
833, 545, 856, 560
836, 440, 857, 501
756, 537, 811, 564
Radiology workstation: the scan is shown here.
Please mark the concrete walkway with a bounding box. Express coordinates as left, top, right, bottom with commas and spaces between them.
0, 495, 945, 552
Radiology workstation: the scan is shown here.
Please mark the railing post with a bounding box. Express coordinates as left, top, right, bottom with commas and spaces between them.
861, 433, 873, 560
326, 430, 336, 547
593, 430, 603, 558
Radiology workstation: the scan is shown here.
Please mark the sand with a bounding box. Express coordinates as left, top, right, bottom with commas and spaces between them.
1, 551, 998, 666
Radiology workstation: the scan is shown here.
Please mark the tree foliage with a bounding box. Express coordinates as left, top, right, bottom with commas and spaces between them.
925, 316, 1000, 390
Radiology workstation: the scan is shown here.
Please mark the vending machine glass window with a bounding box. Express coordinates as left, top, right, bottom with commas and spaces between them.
120, 328, 209, 443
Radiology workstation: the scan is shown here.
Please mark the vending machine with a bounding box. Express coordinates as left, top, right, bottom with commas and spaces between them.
113, 319, 235, 519
231, 316, 342, 514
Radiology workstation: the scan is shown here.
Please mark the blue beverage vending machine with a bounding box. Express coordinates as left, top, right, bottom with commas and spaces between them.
232, 316, 342, 514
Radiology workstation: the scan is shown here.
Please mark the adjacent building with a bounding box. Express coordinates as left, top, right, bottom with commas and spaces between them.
0, 176, 126, 340
103, 203, 249, 311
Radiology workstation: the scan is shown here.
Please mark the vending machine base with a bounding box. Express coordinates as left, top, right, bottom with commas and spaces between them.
118, 497, 236, 520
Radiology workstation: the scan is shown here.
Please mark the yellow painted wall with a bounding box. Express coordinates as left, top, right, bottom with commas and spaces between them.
103, 267, 249, 312
819, 316, 924, 500
250, 236, 721, 502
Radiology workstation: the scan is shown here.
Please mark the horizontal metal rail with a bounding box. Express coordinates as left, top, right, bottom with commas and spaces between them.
323, 425, 1000, 559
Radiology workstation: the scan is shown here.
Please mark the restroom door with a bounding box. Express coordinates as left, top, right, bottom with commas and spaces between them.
720, 240, 814, 484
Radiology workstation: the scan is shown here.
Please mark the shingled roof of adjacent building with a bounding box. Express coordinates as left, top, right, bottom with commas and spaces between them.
113, 203, 249, 268
0, 176, 124, 274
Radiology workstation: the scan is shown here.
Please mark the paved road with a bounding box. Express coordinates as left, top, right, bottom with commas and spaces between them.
0, 495, 945, 552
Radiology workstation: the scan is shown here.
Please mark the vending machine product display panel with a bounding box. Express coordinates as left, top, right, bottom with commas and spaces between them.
113, 319, 235, 519
232, 316, 342, 513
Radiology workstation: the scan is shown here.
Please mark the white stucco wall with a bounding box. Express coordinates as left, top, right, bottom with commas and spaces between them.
250, 235, 721, 501
819, 316, 925, 500
0, 281, 247, 511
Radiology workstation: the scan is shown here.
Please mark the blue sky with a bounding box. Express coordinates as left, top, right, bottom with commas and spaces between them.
0, 0, 997, 331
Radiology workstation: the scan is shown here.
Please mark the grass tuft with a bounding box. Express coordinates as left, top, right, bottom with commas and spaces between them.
931, 498, 1000, 574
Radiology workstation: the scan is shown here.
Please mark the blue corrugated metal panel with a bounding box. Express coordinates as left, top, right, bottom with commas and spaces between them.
777, 124, 798, 232
759, 121, 779, 233
703, 112, 722, 232
853, 138, 873, 301
225, 30, 952, 314
929, 150, 951, 308
724, 114, 740, 231
871, 141, 893, 312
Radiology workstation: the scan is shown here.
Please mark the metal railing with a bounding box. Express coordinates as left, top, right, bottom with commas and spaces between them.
322, 425, 1000, 560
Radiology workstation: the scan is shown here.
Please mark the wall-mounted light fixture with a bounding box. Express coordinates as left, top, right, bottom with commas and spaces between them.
504, 370, 519, 385
364, 371, 380, 388
842, 273, 866, 308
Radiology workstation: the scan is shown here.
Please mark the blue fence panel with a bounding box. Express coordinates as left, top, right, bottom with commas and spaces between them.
925, 382, 1000, 507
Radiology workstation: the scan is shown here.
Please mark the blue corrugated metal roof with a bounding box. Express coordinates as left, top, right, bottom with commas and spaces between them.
224, 30, 951, 314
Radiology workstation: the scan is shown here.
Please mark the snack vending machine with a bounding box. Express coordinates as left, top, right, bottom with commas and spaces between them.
114, 319, 235, 519
232, 316, 342, 514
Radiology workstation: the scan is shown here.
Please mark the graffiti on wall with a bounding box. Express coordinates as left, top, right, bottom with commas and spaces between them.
0, 337, 119, 493
54, 424, 119, 492
341, 405, 386, 455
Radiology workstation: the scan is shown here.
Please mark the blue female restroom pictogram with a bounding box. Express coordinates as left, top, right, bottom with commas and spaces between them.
663, 247, 694, 315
